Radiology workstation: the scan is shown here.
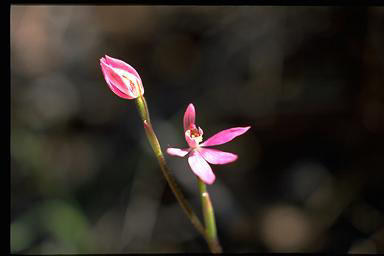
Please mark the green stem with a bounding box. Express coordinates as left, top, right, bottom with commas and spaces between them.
198, 178, 222, 253
136, 95, 150, 124
135, 95, 219, 253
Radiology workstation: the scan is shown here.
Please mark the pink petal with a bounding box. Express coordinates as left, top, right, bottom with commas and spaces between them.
104, 55, 142, 83
183, 103, 196, 132
100, 57, 113, 87
188, 151, 216, 185
100, 59, 132, 99
101, 59, 131, 96
201, 126, 251, 147
100, 58, 110, 84
198, 148, 238, 165
166, 147, 189, 157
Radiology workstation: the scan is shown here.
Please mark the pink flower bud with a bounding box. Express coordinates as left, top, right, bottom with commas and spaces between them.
100, 55, 144, 99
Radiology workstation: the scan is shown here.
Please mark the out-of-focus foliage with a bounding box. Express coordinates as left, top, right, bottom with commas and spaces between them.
11, 6, 384, 253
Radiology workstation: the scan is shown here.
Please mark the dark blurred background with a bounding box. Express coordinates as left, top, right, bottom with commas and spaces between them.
10, 6, 384, 253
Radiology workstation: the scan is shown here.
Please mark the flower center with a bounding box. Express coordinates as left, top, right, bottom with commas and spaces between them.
190, 128, 201, 138
186, 124, 203, 146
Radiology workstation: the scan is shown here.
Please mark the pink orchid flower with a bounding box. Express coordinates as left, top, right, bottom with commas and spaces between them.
100, 55, 144, 99
166, 104, 251, 185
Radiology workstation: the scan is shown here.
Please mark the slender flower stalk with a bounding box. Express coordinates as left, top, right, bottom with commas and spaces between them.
136, 95, 203, 232
198, 178, 222, 253
136, 96, 220, 253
